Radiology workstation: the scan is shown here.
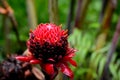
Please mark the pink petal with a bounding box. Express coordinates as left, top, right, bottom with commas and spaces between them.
48, 58, 55, 62
30, 59, 41, 64
69, 59, 77, 67
43, 64, 54, 75
60, 63, 73, 79
16, 56, 33, 62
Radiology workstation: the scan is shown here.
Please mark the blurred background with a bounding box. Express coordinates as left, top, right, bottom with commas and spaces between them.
0, 0, 120, 80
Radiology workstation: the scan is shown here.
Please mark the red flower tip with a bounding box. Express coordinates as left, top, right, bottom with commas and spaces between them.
16, 23, 76, 80
60, 63, 74, 79
43, 64, 54, 75
30, 59, 41, 64
29, 29, 33, 33
69, 59, 77, 67
15, 56, 33, 62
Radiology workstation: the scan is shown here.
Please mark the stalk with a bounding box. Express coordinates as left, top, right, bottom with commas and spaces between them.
74, 0, 91, 29
99, 0, 109, 22
3, 16, 10, 55
48, 0, 59, 24
26, 0, 37, 29
87, 0, 116, 79
95, 0, 116, 51
66, 0, 76, 35
74, 0, 83, 28
100, 16, 120, 80
0, 0, 21, 45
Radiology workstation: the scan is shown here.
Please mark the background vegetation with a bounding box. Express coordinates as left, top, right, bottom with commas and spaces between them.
0, 0, 120, 80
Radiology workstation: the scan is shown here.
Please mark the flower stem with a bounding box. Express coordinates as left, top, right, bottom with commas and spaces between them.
42, 70, 50, 80
41, 68, 58, 80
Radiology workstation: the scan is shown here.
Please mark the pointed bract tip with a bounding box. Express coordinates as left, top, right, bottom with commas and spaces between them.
30, 29, 33, 33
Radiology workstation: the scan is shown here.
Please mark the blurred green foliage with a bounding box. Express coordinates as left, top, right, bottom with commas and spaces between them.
0, 0, 120, 80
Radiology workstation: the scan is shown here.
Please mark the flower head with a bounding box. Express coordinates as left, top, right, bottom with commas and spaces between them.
16, 23, 76, 80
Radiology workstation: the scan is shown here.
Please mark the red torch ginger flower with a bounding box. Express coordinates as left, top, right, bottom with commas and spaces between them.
16, 23, 77, 80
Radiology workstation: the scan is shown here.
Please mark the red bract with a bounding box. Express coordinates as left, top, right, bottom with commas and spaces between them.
16, 23, 76, 80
